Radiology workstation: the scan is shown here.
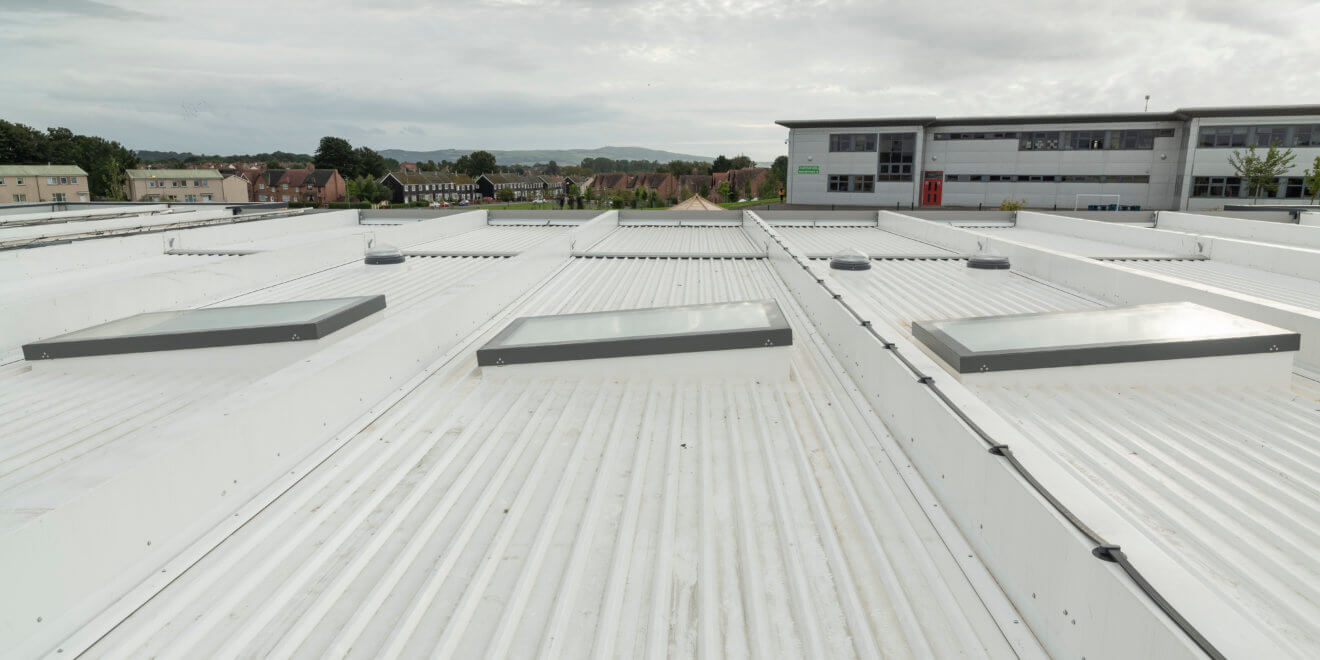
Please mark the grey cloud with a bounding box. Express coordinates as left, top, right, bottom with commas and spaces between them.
2, 0, 153, 20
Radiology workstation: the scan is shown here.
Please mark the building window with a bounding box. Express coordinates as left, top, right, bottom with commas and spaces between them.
46, 177, 57, 184
185, 194, 197, 202
70, 176, 78, 183
13, 194, 27, 202
282, 194, 290, 201
876, 133, 915, 181
59, 177, 68, 184
1065, 130, 1107, 150
933, 131, 1020, 140
1191, 176, 1242, 197
1020, 131, 1061, 151
829, 133, 877, 152
1251, 126, 1291, 148
52, 193, 66, 202
16, 177, 24, 185
282, 183, 288, 190
0, 178, 4, 185
827, 174, 875, 192
1199, 126, 1249, 148
1284, 178, 1306, 198
1111, 129, 1157, 150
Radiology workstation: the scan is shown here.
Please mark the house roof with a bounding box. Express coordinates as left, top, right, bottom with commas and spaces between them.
302, 169, 342, 187
6, 205, 1320, 659
479, 172, 528, 185
124, 168, 223, 180
0, 164, 88, 177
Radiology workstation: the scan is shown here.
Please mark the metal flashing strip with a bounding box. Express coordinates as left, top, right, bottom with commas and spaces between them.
571, 252, 766, 259
749, 214, 1228, 660
22, 295, 386, 360
403, 251, 517, 258
912, 302, 1299, 374
166, 248, 260, 257
1097, 255, 1210, 262
476, 299, 791, 366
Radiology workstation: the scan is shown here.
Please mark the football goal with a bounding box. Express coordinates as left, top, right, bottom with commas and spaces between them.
1074, 193, 1121, 211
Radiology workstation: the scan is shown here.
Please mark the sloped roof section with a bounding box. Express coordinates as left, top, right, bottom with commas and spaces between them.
670, 194, 723, 210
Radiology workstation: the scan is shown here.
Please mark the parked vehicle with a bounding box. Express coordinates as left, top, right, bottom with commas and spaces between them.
428, 201, 450, 208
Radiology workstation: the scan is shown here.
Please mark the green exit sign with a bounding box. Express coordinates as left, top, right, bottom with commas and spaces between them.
797, 165, 820, 174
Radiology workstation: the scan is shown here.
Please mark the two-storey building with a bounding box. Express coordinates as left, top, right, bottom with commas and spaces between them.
124, 169, 228, 202
476, 173, 537, 200
778, 105, 1320, 211
0, 165, 90, 203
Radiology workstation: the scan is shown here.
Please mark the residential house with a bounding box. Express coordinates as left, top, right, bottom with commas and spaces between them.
536, 174, 567, 200
299, 168, 346, 205
221, 175, 251, 203
0, 165, 90, 203
590, 173, 632, 195
677, 174, 715, 200
450, 174, 478, 202
124, 169, 228, 202
476, 173, 536, 200
630, 173, 679, 201
711, 167, 771, 202
564, 174, 592, 192
379, 171, 464, 204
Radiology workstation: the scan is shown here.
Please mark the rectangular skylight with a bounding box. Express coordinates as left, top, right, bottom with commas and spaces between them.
913, 301, 1299, 373
23, 295, 386, 360
477, 299, 791, 366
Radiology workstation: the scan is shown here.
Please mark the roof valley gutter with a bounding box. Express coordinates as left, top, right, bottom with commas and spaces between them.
743, 211, 1226, 660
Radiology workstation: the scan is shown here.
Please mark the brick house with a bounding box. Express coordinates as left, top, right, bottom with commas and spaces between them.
0, 165, 90, 203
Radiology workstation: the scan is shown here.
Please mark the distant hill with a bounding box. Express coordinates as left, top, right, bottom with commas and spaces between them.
137, 149, 312, 163
376, 146, 715, 166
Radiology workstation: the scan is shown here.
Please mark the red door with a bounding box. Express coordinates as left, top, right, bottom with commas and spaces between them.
921, 171, 943, 206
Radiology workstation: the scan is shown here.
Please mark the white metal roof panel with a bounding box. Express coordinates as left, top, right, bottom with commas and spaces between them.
963, 226, 1183, 258
406, 225, 570, 254
87, 258, 1039, 659
583, 226, 762, 256
974, 377, 1320, 657
1117, 259, 1320, 312
827, 259, 1103, 334
776, 226, 955, 257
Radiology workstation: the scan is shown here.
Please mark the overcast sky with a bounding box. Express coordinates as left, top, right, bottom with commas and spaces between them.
4, 0, 1319, 161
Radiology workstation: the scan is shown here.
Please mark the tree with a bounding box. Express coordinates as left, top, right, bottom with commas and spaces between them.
545, 160, 560, 174
567, 184, 579, 198
716, 180, 732, 202
1228, 142, 1296, 202
771, 155, 788, 184
459, 150, 497, 177
1305, 156, 1320, 204
265, 160, 281, 170
356, 146, 389, 178
314, 137, 358, 177
496, 187, 515, 202
666, 160, 693, 176
730, 154, 754, 170
711, 155, 732, 173
346, 175, 390, 204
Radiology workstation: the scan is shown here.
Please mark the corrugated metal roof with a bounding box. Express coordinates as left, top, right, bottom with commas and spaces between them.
87, 257, 1038, 658
826, 258, 1102, 333
974, 378, 1320, 657
776, 226, 955, 258
407, 226, 569, 254
960, 226, 1184, 258
583, 227, 762, 256
1117, 259, 1320, 312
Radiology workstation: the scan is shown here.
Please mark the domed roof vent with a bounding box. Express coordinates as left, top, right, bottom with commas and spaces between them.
829, 249, 871, 271
967, 254, 1010, 270
364, 244, 405, 265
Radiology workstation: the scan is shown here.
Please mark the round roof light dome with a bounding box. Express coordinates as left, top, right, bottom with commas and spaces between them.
829, 249, 871, 271
967, 254, 1011, 270
364, 244, 405, 265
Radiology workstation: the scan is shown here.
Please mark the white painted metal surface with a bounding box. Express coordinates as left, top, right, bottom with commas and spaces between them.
957, 226, 1181, 258
83, 257, 1041, 659
976, 376, 1320, 657
775, 226, 953, 257
1119, 259, 1320, 312
584, 226, 762, 256
407, 225, 571, 254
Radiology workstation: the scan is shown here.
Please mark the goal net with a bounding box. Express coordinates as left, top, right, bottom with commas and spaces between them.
1074, 193, 1121, 211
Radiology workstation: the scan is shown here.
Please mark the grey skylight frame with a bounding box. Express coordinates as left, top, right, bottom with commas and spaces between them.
23, 295, 386, 360
912, 302, 1300, 374
477, 299, 792, 366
